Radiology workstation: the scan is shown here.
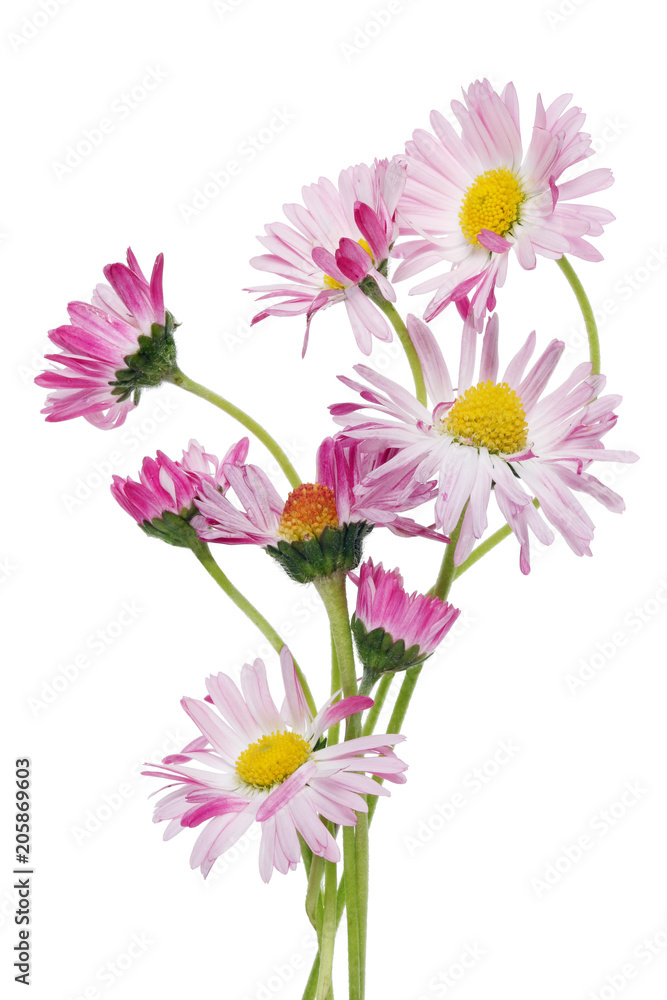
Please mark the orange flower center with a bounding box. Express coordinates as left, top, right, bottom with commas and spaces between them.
278, 483, 339, 542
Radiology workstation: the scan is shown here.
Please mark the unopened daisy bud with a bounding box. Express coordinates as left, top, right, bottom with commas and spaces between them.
352, 559, 460, 687
111, 438, 248, 548
36, 248, 177, 429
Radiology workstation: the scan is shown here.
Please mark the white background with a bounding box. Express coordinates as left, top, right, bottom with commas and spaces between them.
1, 1, 665, 998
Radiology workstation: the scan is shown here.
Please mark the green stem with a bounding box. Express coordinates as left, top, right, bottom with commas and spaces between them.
316, 854, 338, 1000
190, 539, 316, 715
315, 572, 358, 704
555, 256, 601, 374
301, 952, 320, 1000
370, 298, 427, 407
356, 812, 369, 1000
306, 854, 325, 932
169, 367, 301, 487
430, 508, 465, 601
328, 632, 342, 748
454, 500, 540, 579
343, 825, 361, 1000
454, 524, 512, 578
367, 665, 422, 824
361, 674, 394, 735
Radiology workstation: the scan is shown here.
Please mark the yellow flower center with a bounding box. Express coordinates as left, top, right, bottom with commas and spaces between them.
322, 239, 374, 289
235, 730, 311, 789
278, 483, 339, 543
459, 168, 525, 247
444, 380, 528, 455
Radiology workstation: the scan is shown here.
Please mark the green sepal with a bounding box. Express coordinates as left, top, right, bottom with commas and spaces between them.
265, 521, 373, 584
109, 311, 179, 403
140, 507, 200, 549
352, 614, 429, 681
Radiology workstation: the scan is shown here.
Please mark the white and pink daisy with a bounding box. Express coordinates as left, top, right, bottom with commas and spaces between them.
332, 314, 637, 574
247, 158, 406, 355
111, 438, 248, 545
352, 558, 460, 679
192, 436, 444, 568
36, 248, 169, 429
395, 80, 614, 328
144, 648, 407, 880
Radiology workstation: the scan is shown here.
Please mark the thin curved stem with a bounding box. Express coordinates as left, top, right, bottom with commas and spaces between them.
190, 539, 316, 715
367, 665, 422, 824
315, 854, 338, 1000
371, 298, 427, 407
362, 674, 394, 736
454, 524, 512, 578
356, 812, 369, 1000
430, 508, 466, 601
169, 367, 301, 487
342, 825, 360, 1000
556, 255, 601, 374
306, 854, 325, 931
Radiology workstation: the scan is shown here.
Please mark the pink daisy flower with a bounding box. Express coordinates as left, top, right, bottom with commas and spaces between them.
36, 248, 169, 429
247, 158, 406, 355
192, 436, 445, 580
111, 438, 248, 546
144, 647, 407, 880
352, 558, 460, 680
332, 314, 637, 574
395, 80, 614, 327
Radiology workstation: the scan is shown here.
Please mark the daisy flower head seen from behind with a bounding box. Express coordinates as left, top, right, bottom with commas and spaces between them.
395, 80, 614, 328
246, 158, 406, 356
36, 248, 173, 429
144, 648, 407, 881
332, 314, 637, 574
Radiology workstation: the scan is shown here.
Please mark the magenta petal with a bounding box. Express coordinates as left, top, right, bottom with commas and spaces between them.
257, 760, 317, 822
477, 229, 512, 253
317, 696, 373, 733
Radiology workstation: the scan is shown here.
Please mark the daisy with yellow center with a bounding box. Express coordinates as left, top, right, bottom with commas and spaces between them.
458, 168, 525, 247
395, 79, 615, 329
442, 380, 528, 455
145, 648, 407, 882
332, 313, 636, 575
247, 158, 406, 355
